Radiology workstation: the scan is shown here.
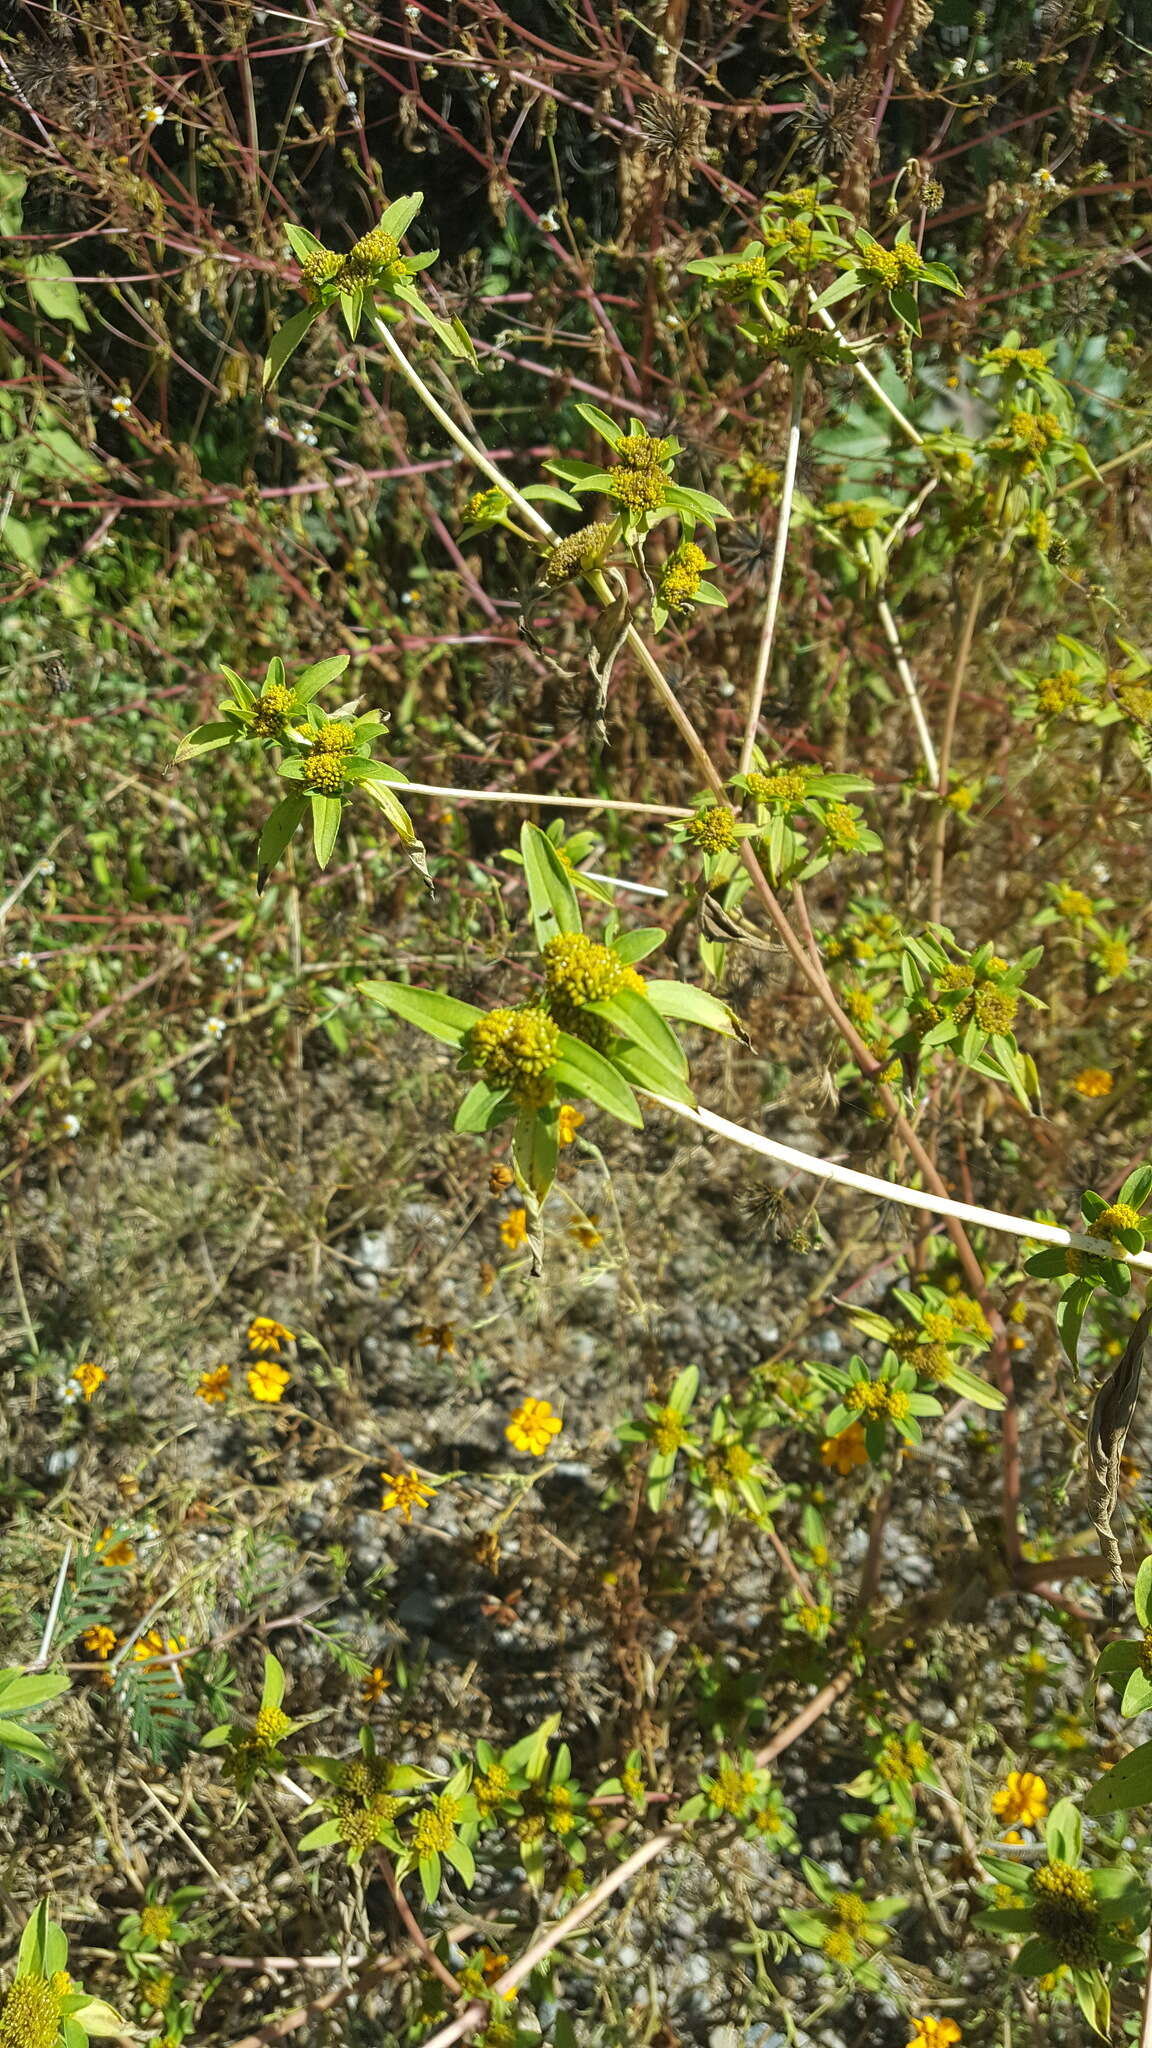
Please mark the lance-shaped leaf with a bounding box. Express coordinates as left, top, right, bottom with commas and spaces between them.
173, 720, 239, 764
263, 305, 321, 390
359, 982, 482, 1048
257, 794, 307, 890
553, 1032, 642, 1127
521, 822, 582, 947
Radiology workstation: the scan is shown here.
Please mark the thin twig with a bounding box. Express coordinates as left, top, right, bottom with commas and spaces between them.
739, 366, 806, 774
873, 588, 940, 782
398, 781, 688, 818
33, 1544, 72, 1667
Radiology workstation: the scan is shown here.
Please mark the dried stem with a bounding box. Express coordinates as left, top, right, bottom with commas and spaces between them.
739, 366, 806, 773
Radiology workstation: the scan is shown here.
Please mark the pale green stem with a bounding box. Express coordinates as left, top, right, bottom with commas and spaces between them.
647, 1093, 1152, 1272
872, 583, 940, 783
373, 316, 556, 543
399, 780, 689, 818
808, 290, 924, 448
740, 366, 806, 774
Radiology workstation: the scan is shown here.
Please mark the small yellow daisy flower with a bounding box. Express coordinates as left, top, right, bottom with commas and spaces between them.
96, 1528, 136, 1568
506, 1397, 562, 1456
1072, 1067, 1113, 1099
820, 1422, 869, 1474
906, 2020, 962, 2048
82, 1625, 117, 1659
500, 1207, 529, 1250
557, 1104, 584, 1146
990, 1769, 1048, 1829
381, 1468, 437, 1521
247, 1316, 295, 1353
247, 1360, 290, 1403
196, 1364, 231, 1404
362, 1665, 391, 1704
73, 1361, 108, 1400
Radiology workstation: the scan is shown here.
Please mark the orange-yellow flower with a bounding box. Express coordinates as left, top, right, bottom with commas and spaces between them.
821, 1422, 869, 1474
73, 1361, 108, 1400
362, 1665, 391, 1704
506, 1397, 562, 1456
381, 1467, 437, 1521
132, 1627, 188, 1666
96, 1527, 136, 1569
247, 1316, 295, 1353
1072, 1067, 1113, 1099
569, 1214, 602, 1249
82, 1625, 117, 1659
557, 1104, 584, 1146
196, 1364, 231, 1404
247, 1360, 290, 1403
990, 1769, 1048, 1830
906, 2021, 962, 2048
500, 1207, 529, 1251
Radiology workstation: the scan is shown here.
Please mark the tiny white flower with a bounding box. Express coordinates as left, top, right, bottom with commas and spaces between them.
344, 89, 358, 107
110, 395, 132, 417
295, 425, 318, 446
61, 1381, 82, 1406
1032, 167, 1056, 188
37, 859, 55, 877
79, 1033, 92, 1049
950, 57, 966, 76
654, 36, 670, 55
263, 413, 279, 431
205, 1016, 227, 1040
480, 70, 499, 87
539, 210, 559, 233
61, 1114, 81, 1137
15, 951, 35, 970
666, 314, 680, 328
142, 104, 165, 128
404, 3, 420, 19
973, 58, 988, 74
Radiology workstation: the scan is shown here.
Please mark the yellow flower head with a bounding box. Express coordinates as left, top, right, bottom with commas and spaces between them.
990, 1768, 1048, 1830
381, 1467, 437, 1521
196, 1364, 231, 1405
73, 1361, 108, 1400
821, 1421, 869, 1474
247, 1316, 295, 1354
906, 2020, 962, 2048
96, 1527, 136, 1569
500, 1207, 529, 1251
1072, 1067, 1113, 1099
506, 1397, 563, 1456
82, 1624, 117, 1659
133, 1628, 188, 1667
362, 1665, 391, 1705
247, 1360, 290, 1403
557, 1104, 585, 1146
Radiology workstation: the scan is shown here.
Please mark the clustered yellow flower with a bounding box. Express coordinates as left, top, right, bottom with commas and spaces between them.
990, 1768, 1048, 1830
506, 1396, 563, 1455
657, 540, 709, 612
72, 1361, 108, 1400
82, 1624, 117, 1659
467, 1006, 560, 1109
96, 1527, 136, 1569
381, 1467, 437, 1521
196, 1364, 231, 1404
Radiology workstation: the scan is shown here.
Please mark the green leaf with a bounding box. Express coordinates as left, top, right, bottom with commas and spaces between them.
293, 653, 350, 702
553, 1033, 643, 1128
937, 1361, 1006, 1410
173, 720, 238, 764
17, 1902, 56, 1978
503, 1713, 561, 1778
23, 252, 90, 330
613, 927, 666, 964
669, 1364, 699, 1414
1056, 1278, 1094, 1365
512, 1106, 558, 1203
263, 305, 321, 389
589, 986, 688, 1077
573, 402, 623, 447
607, 1040, 696, 1107
341, 289, 364, 340
311, 792, 343, 867
1045, 1797, 1081, 1866
378, 191, 424, 241
298, 1817, 343, 1850
0, 1670, 70, 1713
1083, 1737, 1152, 1816
888, 286, 921, 333
645, 979, 744, 1039
1120, 1666, 1152, 1717
260, 1653, 286, 1715
444, 1834, 475, 1886
454, 1082, 515, 1134
284, 223, 328, 262
257, 795, 307, 888
418, 1849, 442, 1904
520, 822, 582, 947
1136, 1554, 1152, 1628
1072, 1966, 1111, 2039
220, 663, 255, 708
0, 1721, 52, 1761
359, 982, 481, 1048
66, 1999, 127, 2039
355, 766, 416, 842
